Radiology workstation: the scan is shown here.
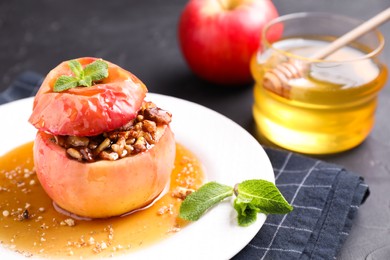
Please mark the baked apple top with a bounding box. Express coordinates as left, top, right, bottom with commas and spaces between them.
29, 57, 147, 136
29, 57, 176, 218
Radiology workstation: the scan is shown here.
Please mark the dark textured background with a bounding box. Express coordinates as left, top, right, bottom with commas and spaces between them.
1, 0, 389, 258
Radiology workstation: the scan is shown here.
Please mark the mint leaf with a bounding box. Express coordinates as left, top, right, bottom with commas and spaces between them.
53, 59, 109, 91
83, 60, 109, 84
179, 182, 233, 221
236, 179, 293, 214
78, 76, 92, 87
178, 179, 293, 227
68, 60, 84, 79
53, 75, 79, 92
234, 197, 260, 226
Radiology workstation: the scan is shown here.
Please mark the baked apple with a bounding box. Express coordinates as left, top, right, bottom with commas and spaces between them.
29, 57, 176, 218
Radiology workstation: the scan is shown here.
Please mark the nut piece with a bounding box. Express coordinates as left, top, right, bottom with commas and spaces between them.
172, 187, 194, 200
94, 138, 111, 155
133, 137, 147, 152
53, 102, 172, 162
2, 210, 9, 217
143, 107, 172, 125
79, 147, 94, 162
99, 151, 119, 161
60, 218, 76, 227
143, 120, 157, 136
66, 136, 89, 147
67, 148, 83, 161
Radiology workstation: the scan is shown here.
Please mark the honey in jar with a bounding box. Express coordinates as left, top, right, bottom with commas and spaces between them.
251, 13, 388, 154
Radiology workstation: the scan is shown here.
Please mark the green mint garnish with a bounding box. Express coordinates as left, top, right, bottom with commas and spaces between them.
53, 75, 79, 92
53, 59, 109, 92
179, 179, 293, 227
235, 180, 293, 214
234, 198, 260, 226
179, 182, 234, 221
234, 180, 293, 226
68, 59, 84, 78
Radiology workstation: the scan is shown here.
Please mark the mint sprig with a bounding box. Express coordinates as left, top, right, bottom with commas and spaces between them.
53, 59, 109, 92
179, 182, 234, 221
179, 179, 293, 227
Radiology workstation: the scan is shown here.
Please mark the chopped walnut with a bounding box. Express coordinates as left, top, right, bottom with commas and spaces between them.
157, 204, 174, 215
66, 136, 89, 147
60, 218, 75, 227
52, 102, 172, 162
143, 107, 172, 125
171, 187, 194, 200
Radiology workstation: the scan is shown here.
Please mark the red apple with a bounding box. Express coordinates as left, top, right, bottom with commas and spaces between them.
34, 125, 176, 218
29, 57, 147, 136
178, 0, 279, 85
30, 57, 176, 218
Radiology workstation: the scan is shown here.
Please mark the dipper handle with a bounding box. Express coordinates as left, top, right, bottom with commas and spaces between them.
311, 7, 390, 60
262, 8, 390, 98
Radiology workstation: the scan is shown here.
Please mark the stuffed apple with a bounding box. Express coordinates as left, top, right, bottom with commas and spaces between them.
29, 57, 176, 218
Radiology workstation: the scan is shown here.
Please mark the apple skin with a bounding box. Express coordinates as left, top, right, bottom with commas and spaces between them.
178, 0, 279, 85
33, 125, 176, 218
29, 57, 147, 137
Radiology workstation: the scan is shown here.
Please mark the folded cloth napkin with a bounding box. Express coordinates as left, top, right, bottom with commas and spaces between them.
0, 72, 369, 260
234, 149, 369, 260
0, 71, 42, 105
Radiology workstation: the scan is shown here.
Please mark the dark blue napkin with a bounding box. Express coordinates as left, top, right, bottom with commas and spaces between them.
234, 149, 369, 260
0, 72, 369, 260
0, 71, 42, 104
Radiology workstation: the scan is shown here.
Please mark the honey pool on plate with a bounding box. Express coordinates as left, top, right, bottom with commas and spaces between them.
0, 142, 204, 258
252, 37, 388, 154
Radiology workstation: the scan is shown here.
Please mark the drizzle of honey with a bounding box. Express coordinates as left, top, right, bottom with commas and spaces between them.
0, 142, 204, 258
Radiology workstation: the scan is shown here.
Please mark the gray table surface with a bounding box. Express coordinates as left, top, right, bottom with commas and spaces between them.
1, 0, 389, 259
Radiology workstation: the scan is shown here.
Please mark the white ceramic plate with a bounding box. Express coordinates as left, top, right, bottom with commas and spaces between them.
0, 93, 274, 260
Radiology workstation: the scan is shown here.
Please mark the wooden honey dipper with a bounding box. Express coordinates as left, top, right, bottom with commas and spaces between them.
263, 7, 390, 98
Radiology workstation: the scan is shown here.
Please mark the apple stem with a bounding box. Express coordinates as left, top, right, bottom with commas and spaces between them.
217, 0, 242, 11
217, 0, 228, 10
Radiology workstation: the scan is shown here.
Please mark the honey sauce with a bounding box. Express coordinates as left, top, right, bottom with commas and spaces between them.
0, 142, 205, 258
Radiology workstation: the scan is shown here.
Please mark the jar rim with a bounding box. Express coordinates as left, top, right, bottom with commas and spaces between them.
262, 12, 385, 63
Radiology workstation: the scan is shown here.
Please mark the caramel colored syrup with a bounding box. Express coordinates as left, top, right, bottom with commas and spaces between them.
0, 142, 204, 258
251, 37, 388, 154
